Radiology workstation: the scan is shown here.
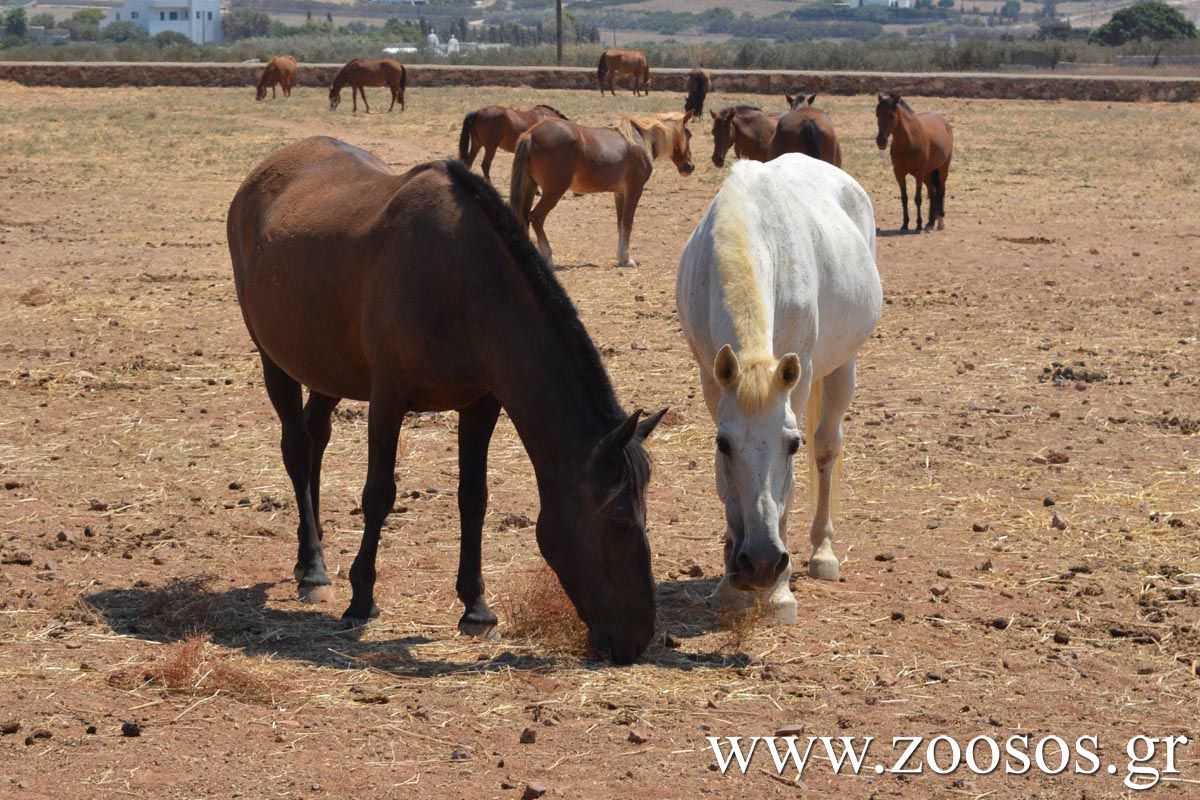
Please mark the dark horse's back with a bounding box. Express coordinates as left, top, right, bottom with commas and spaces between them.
771, 108, 841, 167
228, 137, 510, 408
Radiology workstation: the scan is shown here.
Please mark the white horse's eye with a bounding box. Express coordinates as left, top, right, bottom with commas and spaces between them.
786, 436, 801, 455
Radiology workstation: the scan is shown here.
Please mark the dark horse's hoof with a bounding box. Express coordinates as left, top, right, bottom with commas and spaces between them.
458, 608, 499, 639
340, 604, 381, 628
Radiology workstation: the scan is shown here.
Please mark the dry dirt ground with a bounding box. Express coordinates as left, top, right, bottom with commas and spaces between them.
1, 81, 1198, 799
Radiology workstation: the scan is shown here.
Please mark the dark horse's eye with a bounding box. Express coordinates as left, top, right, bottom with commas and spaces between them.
787, 436, 801, 456
716, 435, 731, 455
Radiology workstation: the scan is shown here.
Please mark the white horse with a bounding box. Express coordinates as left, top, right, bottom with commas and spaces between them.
676, 154, 882, 622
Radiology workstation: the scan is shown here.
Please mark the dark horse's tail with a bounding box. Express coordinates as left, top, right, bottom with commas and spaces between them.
458, 111, 478, 163
799, 119, 823, 161
597, 52, 608, 89
509, 134, 537, 228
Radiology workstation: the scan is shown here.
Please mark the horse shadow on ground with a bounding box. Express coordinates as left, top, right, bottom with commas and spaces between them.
876, 228, 925, 238
83, 574, 749, 678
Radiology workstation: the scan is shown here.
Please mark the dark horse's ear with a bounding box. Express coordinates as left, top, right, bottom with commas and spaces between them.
807, 94, 817, 107
635, 408, 668, 442
889, 90, 902, 102
598, 409, 644, 456
785, 93, 796, 107
709, 109, 718, 119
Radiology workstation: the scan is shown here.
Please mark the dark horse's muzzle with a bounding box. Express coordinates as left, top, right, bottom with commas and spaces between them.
679, 162, 696, 176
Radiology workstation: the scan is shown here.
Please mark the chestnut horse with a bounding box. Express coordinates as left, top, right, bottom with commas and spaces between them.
228, 137, 668, 663
598, 49, 651, 96
874, 91, 953, 231
769, 93, 842, 167
329, 58, 406, 113
510, 112, 695, 268
458, 104, 568, 183
256, 55, 296, 101
684, 68, 713, 117
709, 105, 782, 167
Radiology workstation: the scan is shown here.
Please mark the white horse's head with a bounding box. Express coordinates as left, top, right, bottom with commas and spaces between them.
711, 343, 803, 590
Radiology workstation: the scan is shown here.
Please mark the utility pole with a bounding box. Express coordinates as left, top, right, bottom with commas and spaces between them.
556, 0, 563, 65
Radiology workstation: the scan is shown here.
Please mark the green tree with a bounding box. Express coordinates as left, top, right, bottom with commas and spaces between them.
155, 30, 193, 47
5, 7, 28, 39
101, 21, 148, 42
1090, 1, 1197, 45
223, 9, 270, 40
1000, 0, 1021, 20
30, 12, 57, 28
73, 8, 106, 26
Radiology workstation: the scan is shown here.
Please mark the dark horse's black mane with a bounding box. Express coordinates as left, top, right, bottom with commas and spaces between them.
534, 104, 569, 120
440, 157, 651, 503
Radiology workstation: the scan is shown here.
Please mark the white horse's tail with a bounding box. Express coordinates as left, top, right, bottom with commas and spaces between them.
804, 378, 841, 515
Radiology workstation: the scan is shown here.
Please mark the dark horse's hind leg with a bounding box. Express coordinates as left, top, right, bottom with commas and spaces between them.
304, 391, 340, 540
260, 355, 333, 603
455, 394, 502, 636
343, 392, 406, 623
914, 180, 924, 232
480, 146, 497, 184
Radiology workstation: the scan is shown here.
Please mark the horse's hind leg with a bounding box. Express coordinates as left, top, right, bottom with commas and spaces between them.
480, 146, 497, 184
913, 180, 924, 232
260, 355, 332, 603
529, 182, 567, 267
304, 392, 340, 540
387, 86, 396, 112
360, 86, 370, 114
344, 391, 406, 623
616, 186, 643, 268
936, 160, 950, 230
455, 394, 502, 637
808, 360, 857, 582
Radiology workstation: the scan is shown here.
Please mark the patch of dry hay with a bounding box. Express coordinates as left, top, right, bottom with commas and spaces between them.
109, 634, 275, 705
501, 564, 588, 658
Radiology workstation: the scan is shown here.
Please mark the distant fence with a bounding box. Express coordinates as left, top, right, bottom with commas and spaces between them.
1, 61, 1198, 102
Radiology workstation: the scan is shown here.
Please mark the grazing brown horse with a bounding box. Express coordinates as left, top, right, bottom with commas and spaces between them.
874, 91, 953, 231
598, 49, 651, 96
709, 105, 782, 167
256, 55, 296, 101
458, 104, 568, 183
684, 68, 713, 117
329, 58, 406, 113
510, 112, 695, 268
769, 93, 842, 167
228, 137, 668, 663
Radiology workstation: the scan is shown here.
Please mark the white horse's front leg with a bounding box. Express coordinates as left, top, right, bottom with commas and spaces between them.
710, 565, 797, 625
807, 361, 856, 581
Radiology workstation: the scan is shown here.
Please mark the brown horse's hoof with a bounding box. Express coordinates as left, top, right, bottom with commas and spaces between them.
298, 582, 334, 604
340, 604, 380, 627
937, 219, 945, 231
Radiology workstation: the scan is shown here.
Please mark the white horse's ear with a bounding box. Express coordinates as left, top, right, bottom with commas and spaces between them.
776, 353, 801, 391
714, 344, 739, 389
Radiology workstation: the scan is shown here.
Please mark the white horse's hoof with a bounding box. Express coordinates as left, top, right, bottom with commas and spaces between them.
808, 555, 840, 582
298, 583, 334, 604
618, 258, 637, 268
709, 576, 798, 625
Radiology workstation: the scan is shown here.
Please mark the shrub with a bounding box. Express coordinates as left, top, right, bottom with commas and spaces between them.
102, 21, 148, 42
5, 7, 28, 39
155, 31, 194, 48
222, 9, 271, 41
1090, 1, 1197, 45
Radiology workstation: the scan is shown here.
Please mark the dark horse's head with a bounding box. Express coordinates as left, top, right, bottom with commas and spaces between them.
786, 92, 817, 111
537, 408, 666, 664
255, 81, 268, 102
875, 91, 904, 150
328, 84, 342, 110
709, 107, 738, 168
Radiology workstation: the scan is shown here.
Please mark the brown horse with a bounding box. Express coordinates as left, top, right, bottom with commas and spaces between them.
709, 105, 782, 167
875, 91, 953, 231
256, 55, 296, 101
228, 137, 668, 663
329, 58, 406, 113
769, 93, 842, 167
510, 112, 694, 268
684, 67, 713, 117
598, 49, 651, 96
458, 104, 568, 183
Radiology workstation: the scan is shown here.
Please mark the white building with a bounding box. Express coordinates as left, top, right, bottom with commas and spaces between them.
103, 0, 224, 45
860, 0, 912, 7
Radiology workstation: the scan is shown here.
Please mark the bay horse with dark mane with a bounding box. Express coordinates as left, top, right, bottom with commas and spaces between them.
684, 68, 713, 117
510, 112, 695, 268
458, 104, 568, 183
709, 105, 782, 167
256, 55, 296, 101
875, 91, 953, 231
769, 93, 842, 167
227, 136, 667, 663
598, 49, 650, 96
329, 58, 406, 113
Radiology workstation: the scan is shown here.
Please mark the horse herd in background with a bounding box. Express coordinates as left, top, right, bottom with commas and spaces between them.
233, 48, 953, 662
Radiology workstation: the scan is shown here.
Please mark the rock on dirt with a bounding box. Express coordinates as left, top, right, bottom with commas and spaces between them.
519, 727, 537, 744
522, 780, 547, 800
120, 721, 141, 737
627, 728, 649, 744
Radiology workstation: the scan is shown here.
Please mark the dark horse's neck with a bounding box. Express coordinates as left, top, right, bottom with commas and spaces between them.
891, 103, 924, 150
445, 161, 627, 488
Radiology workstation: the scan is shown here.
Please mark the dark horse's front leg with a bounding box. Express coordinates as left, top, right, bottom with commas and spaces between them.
914, 180, 924, 232
896, 172, 910, 231
359, 86, 371, 114
344, 392, 406, 624
455, 394, 502, 636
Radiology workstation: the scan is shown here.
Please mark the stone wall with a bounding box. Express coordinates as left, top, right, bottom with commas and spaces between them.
0, 61, 1197, 102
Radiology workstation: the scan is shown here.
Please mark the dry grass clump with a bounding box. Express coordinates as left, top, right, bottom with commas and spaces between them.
17, 284, 55, 307
716, 597, 767, 654
501, 564, 588, 658
109, 635, 275, 705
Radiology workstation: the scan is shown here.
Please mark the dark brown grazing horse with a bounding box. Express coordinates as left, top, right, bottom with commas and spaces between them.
769, 93, 842, 167
458, 104, 568, 183
875, 91, 953, 231
598, 49, 650, 96
684, 68, 713, 117
510, 112, 694, 268
228, 137, 667, 663
256, 55, 296, 101
709, 105, 782, 167
329, 58, 406, 113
